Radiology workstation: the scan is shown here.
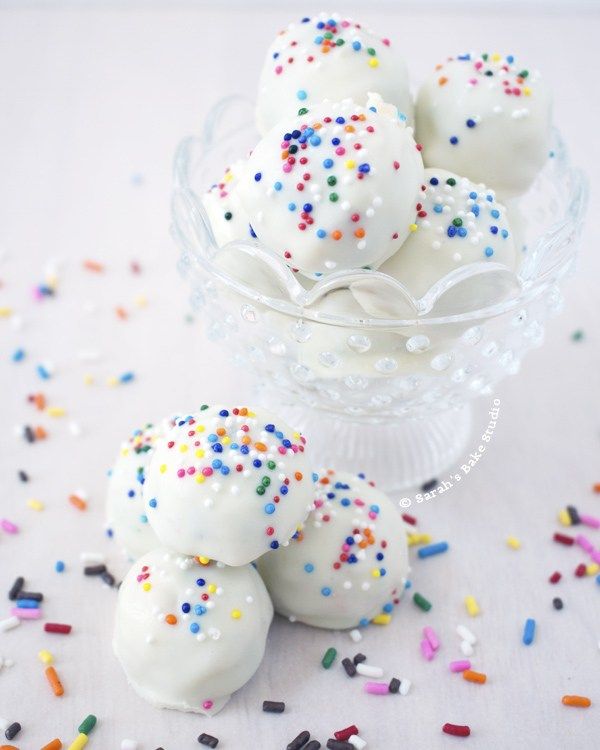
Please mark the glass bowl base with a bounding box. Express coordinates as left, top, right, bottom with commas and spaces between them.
255, 386, 472, 494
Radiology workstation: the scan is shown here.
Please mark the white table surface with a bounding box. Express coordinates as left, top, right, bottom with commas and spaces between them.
1, 3, 600, 749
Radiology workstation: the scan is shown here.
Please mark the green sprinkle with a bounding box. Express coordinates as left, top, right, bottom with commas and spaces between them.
413, 592, 432, 612
78, 714, 97, 735
519, 69, 529, 79
329, 192, 339, 202
324, 31, 333, 40
571, 329, 584, 342
256, 486, 266, 496
224, 211, 232, 221
261, 476, 271, 487
367, 47, 376, 56
336, 38, 345, 46
267, 460, 276, 470
298, 107, 308, 116
446, 177, 457, 186
452, 217, 463, 227
327, 176, 337, 186
321, 647, 337, 669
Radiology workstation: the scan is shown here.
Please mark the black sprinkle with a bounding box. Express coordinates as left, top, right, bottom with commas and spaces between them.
5, 722, 21, 740
16, 591, 43, 602
198, 733, 219, 748
421, 478, 438, 492
101, 571, 116, 587
18, 470, 29, 482
84, 564, 107, 576
353, 653, 367, 665
305, 743, 322, 750
262, 700, 285, 713
389, 677, 401, 693
8, 577, 24, 601
566, 505, 581, 525
287, 730, 310, 750
24, 425, 35, 443
553, 597, 564, 610
326, 741, 353, 750
342, 657, 356, 677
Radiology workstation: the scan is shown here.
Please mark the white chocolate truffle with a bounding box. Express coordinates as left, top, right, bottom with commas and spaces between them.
256, 12, 413, 135
106, 422, 162, 560
238, 96, 424, 279
256, 469, 408, 629
113, 548, 273, 714
351, 168, 517, 315
416, 53, 552, 199
144, 406, 313, 566
202, 159, 254, 247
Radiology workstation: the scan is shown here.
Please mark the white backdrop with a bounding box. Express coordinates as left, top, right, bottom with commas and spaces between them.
0, 3, 599, 749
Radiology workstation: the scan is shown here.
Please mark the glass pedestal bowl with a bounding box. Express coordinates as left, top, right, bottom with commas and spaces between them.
171, 96, 587, 492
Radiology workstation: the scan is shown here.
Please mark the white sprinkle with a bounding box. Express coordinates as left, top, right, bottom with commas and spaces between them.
356, 663, 383, 678
69, 421, 82, 436
80, 552, 105, 564
121, 740, 138, 750
349, 735, 367, 749
349, 628, 362, 643
457, 624, 477, 645
0, 616, 20, 633
399, 678, 412, 696
460, 639, 474, 657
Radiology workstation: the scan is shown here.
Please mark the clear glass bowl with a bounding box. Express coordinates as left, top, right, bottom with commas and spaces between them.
171, 96, 588, 492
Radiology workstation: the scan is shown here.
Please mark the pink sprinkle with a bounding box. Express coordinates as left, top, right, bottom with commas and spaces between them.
202, 700, 214, 710
423, 626, 440, 651
368, 511, 377, 520
364, 681, 389, 695
278, 446, 287, 454
0, 519, 19, 534
187, 467, 196, 475
591, 550, 600, 564
581, 514, 600, 529
449, 660, 471, 673
202, 467, 213, 477
282, 163, 292, 173
176, 468, 185, 478
420, 638, 435, 661
382, 38, 390, 46
275, 66, 282, 75
576, 534, 594, 553
335, 147, 345, 156
12, 607, 41, 620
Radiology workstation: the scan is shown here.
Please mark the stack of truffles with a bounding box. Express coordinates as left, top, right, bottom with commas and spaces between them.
203, 11, 553, 317
109, 406, 409, 714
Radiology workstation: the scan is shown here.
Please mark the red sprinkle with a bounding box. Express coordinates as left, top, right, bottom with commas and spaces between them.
44, 623, 72, 634
443, 723, 471, 737
334, 725, 359, 742
402, 513, 417, 526
549, 571, 562, 584
553, 533, 574, 546
575, 563, 587, 578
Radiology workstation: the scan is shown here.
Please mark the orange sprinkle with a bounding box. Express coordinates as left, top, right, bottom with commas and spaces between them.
241, 435, 251, 444
281, 150, 289, 160
115, 306, 128, 320
562, 695, 591, 708
354, 228, 365, 239
593, 483, 600, 494
32, 393, 47, 410
69, 495, 87, 511
358, 114, 366, 121
34, 426, 48, 440
294, 472, 303, 481
435, 63, 443, 70
165, 614, 177, 625
255, 442, 267, 452
83, 260, 104, 273
331, 230, 342, 241
41, 740, 63, 750
463, 670, 487, 684
239, 407, 248, 416
216, 427, 226, 436
45, 666, 64, 696
439, 76, 448, 86
344, 125, 355, 133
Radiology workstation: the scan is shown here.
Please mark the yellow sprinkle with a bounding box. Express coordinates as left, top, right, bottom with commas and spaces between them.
372, 613, 392, 625
120, 447, 129, 457
345, 159, 356, 169
491, 52, 501, 62
587, 563, 600, 576
231, 609, 242, 619
179, 444, 188, 453
195, 449, 205, 458
195, 474, 205, 483
368, 57, 379, 68
142, 582, 151, 592
47, 406, 66, 417
293, 431, 301, 440
247, 410, 256, 417
159, 464, 167, 473
506, 536, 521, 550
106, 376, 118, 387
558, 509, 571, 526
371, 568, 381, 578
67, 732, 89, 750
409, 223, 418, 233
222, 436, 231, 445
199, 557, 211, 566
465, 595, 480, 617
134, 294, 147, 308
83, 373, 94, 385
27, 499, 44, 511
224, 172, 234, 183
407, 533, 432, 547
207, 582, 217, 593
523, 86, 532, 96
197, 425, 205, 432
0, 306, 12, 317
38, 649, 54, 665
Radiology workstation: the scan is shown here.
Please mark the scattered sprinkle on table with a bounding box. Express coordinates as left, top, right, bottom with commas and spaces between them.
198, 733, 219, 748
413, 592, 432, 611
506, 536, 521, 549
523, 618, 536, 645
263, 700, 285, 714
418, 541, 449, 558
322, 647, 337, 669
287, 730, 310, 750
464, 595, 480, 617
463, 669, 486, 684
562, 695, 591, 708
442, 723, 470, 737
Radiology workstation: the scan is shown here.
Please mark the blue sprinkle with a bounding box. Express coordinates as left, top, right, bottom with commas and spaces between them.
303, 203, 313, 213
466, 118, 476, 128
254, 172, 262, 182
288, 202, 296, 211
55, 560, 65, 573
140, 514, 148, 524
297, 89, 307, 101
212, 443, 223, 453
12, 348, 25, 363
335, 117, 345, 124
194, 605, 207, 616
316, 229, 326, 239
457, 227, 467, 237
304, 563, 314, 573
220, 466, 230, 475
323, 158, 334, 169
490, 226, 499, 235
265, 424, 275, 432
383, 602, 394, 613
119, 371, 135, 383
190, 622, 200, 634
182, 603, 191, 613
472, 205, 480, 217
418, 541, 449, 559
469, 191, 477, 199
359, 618, 369, 627
449, 136, 459, 145
212, 459, 223, 469
523, 618, 536, 646
485, 247, 494, 257
358, 163, 371, 174
352, 40, 361, 51
196, 578, 205, 587
264, 503, 276, 515
491, 209, 500, 219
314, 35, 324, 44
321, 586, 332, 597
430, 177, 439, 185
341, 498, 351, 506
270, 540, 279, 549
447, 226, 457, 238
280, 485, 289, 495
309, 135, 321, 146
149, 498, 157, 508
501, 229, 509, 239
37, 364, 51, 379
274, 181, 282, 191
127, 489, 135, 498
433, 204, 443, 214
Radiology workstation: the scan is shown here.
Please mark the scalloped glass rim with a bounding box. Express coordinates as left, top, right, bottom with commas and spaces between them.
172, 95, 588, 329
